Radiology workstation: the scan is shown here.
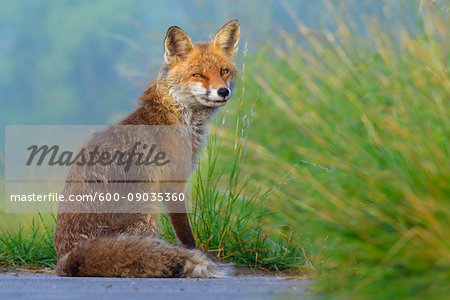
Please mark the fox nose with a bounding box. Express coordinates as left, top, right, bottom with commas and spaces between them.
217, 87, 230, 98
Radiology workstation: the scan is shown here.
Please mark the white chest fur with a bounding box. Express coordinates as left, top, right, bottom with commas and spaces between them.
169, 86, 218, 163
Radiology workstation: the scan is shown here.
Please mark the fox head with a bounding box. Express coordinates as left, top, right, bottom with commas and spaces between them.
164, 20, 240, 108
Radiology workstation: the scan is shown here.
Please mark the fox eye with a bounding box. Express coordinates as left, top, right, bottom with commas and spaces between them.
221, 69, 229, 75
192, 73, 202, 78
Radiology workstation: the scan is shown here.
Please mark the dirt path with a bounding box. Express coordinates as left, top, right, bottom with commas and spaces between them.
0, 273, 314, 299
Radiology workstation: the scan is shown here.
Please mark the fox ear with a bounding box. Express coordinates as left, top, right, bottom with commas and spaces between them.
164, 26, 195, 65
213, 20, 240, 58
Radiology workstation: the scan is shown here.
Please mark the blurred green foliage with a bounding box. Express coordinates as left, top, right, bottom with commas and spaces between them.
213, 2, 449, 299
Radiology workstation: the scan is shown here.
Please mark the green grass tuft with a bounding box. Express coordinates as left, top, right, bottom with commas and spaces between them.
0, 214, 56, 269
160, 134, 307, 271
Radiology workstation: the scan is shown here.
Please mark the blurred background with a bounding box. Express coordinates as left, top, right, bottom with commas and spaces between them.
1, 0, 449, 299
0, 0, 424, 127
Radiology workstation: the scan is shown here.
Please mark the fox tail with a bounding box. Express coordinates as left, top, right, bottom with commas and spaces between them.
56, 234, 230, 278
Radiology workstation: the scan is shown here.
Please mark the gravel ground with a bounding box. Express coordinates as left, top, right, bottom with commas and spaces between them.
0, 273, 315, 300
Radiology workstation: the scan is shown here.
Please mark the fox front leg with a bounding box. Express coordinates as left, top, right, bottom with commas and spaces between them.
164, 199, 196, 248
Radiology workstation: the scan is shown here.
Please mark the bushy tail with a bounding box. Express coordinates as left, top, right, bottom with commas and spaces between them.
56, 234, 231, 278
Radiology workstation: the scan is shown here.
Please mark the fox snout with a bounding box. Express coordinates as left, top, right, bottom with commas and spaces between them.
217, 87, 230, 98
205, 86, 232, 106
189, 82, 233, 107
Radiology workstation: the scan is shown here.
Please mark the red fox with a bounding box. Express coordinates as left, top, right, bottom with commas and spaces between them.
54, 20, 240, 278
